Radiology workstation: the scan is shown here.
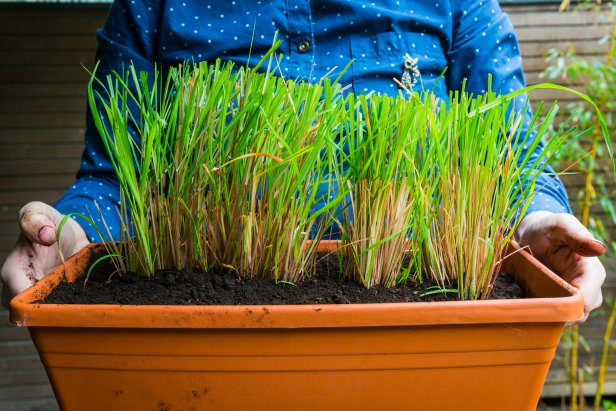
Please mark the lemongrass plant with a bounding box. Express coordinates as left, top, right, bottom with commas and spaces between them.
336, 91, 436, 288
87, 43, 611, 299
337, 85, 609, 299
419, 91, 578, 300
87, 62, 217, 276
88, 48, 348, 282
200, 60, 349, 282
423, 83, 611, 300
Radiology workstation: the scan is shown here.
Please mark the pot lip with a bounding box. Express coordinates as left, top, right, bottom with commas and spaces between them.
10, 241, 584, 329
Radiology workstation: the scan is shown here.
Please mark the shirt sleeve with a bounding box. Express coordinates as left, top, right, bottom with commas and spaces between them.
54, 0, 159, 241
446, 0, 571, 216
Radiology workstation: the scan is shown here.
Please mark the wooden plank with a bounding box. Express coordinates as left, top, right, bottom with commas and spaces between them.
0, 34, 96, 51
0, 160, 79, 177
0, 342, 38, 357
0, 129, 85, 144
543, 369, 616, 398
516, 24, 609, 42
524, 71, 585, 86
0, 5, 107, 17
0, 383, 56, 400
523, 53, 607, 73
0, 206, 25, 223
0, 50, 96, 67
0, 68, 91, 85
0, 356, 48, 372
520, 39, 609, 58
0, 144, 83, 160
0, 113, 85, 129
0, 328, 30, 342
0, 223, 21, 240
0, 370, 51, 386
0, 11, 106, 35
0, 98, 86, 113
528, 99, 581, 110
0, 190, 69, 206
0, 83, 86, 98
505, 7, 610, 27
0, 398, 59, 411
0, 176, 77, 192
514, 86, 593, 101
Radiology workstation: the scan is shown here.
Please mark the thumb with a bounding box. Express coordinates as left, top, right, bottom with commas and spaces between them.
552, 214, 607, 257
18, 201, 66, 247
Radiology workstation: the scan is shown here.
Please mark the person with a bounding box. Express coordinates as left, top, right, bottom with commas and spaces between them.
1, 0, 607, 319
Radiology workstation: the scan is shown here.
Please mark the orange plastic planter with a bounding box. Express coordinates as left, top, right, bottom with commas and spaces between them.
11, 241, 582, 411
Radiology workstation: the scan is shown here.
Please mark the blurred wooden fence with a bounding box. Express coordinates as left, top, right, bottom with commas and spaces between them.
0, 2, 613, 410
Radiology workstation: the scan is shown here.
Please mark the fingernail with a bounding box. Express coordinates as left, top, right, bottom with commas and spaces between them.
38, 225, 55, 245
593, 239, 608, 252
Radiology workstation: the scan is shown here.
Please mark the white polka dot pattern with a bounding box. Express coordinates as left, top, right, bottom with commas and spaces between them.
53, 0, 572, 241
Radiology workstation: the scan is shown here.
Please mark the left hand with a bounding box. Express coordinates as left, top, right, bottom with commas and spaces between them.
515, 211, 607, 322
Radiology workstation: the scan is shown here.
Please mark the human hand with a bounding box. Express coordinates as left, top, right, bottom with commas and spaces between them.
515, 211, 607, 322
1, 201, 90, 308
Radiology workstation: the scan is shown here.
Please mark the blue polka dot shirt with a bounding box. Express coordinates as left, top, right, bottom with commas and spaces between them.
54, 0, 572, 241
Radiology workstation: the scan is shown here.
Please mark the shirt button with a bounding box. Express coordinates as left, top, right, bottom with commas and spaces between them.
297, 40, 311, 53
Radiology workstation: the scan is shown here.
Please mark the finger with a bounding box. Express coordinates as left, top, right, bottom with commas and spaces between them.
18, 201, 66, 247
567, 257, 605, 317
549, 214, 607, 257
1, 265, 39, 307
0, 237, 42, 307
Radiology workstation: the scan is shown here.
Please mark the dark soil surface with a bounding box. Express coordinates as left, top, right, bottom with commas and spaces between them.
40, 253, 524, 305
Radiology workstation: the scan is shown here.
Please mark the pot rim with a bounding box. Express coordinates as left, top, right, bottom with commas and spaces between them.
10, 240, 584, 328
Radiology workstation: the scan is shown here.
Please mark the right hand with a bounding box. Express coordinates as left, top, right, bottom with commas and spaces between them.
1, 201, 90, 308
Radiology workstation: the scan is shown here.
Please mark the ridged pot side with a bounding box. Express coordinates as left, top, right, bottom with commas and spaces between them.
10, 241, 583, 411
